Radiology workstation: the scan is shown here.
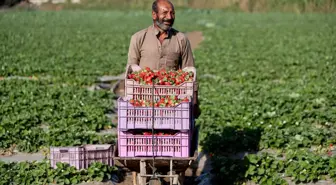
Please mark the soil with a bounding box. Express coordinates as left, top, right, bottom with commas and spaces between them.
185, 31, 204, 50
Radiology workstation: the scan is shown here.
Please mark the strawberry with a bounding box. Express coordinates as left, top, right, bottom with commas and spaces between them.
128, 67, 194, 87
182, 97, 189, 102
130, 99, 135, 105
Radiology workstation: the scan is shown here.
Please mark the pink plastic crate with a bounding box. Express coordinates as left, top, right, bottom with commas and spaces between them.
117, 97, 192, 131
49, 144, 114, 169
124, 66, 197, 101
83, 144, 114, 168
118, 130, 191, 157
49, 146, 85, 169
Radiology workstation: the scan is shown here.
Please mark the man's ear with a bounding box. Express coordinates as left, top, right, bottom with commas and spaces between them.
152, 11, 157, 20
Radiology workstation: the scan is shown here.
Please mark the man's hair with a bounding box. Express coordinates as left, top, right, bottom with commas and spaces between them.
152, 0, 159, 13
152, 0, 173, 13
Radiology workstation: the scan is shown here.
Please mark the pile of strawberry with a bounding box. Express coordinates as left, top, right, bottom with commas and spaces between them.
129, 130, 177, 136
141, 131, 175, 136
129, 95, 189, 107
127, 67, 194, 85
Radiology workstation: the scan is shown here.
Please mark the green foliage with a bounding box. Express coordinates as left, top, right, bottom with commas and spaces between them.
0, 160, 120, 185
0, 80, 116, 152
245, 153, 287, 185
59, 0, 336, 12
193, 10, 336, 184
0, 10, 336, 184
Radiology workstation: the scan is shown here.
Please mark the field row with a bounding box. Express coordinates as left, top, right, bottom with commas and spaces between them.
0, 80, 116, 153
1, 10, 336, 184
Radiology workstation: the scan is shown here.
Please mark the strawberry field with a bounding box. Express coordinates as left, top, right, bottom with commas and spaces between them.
1, 10, 336, 185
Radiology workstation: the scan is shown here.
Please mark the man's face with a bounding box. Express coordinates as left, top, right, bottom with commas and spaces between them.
152, 1, 175, 32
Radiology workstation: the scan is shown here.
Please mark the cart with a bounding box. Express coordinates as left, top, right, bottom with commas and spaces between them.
112, 66, 199, 185
113, 126, 199, 185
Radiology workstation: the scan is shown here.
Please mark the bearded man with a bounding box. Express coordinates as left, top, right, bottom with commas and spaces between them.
126, 0, 200, 117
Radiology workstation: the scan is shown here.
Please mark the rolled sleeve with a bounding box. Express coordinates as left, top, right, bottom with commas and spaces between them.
180, 37, 198, 91
127, 34, 140, 65
181, 37, 195, 69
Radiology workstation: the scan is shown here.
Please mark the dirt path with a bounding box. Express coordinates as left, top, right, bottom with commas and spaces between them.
185, 31, 204, 50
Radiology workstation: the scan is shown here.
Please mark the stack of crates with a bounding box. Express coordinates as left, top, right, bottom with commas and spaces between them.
117, 66, 197, 158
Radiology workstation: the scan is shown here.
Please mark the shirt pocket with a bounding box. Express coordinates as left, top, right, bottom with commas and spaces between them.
165, 52, 180, 70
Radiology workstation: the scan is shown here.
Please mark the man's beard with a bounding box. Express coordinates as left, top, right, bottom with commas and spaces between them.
155, 17, 174, 31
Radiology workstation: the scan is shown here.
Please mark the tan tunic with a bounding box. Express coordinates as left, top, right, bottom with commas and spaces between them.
127, 25, 195, 71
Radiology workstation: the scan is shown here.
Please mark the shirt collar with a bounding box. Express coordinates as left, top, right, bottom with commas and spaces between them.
152, 24, 173, 39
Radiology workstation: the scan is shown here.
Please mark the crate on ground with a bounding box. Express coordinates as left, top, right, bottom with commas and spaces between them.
124, 65, 197, 101
49, 144, 115, 169
117, 130, 192, 158
83, 144, 114, 168
50, 146, 85, 169
117, 96, 192, 131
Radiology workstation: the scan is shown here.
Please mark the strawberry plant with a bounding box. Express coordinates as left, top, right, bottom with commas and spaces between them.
1, 9, 336, 185
245, 153, 287, 185
0, 80, 116, 153
284, 149, 330, 183
0, 160, 120, 185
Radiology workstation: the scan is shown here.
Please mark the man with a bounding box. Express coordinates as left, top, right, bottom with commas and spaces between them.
126, 0, 200, 118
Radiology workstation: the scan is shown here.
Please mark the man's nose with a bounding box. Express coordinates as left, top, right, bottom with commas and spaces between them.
166, 12, 173, 19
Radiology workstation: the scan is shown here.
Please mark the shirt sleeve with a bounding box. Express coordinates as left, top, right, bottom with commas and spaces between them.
181, 37, 195, 69
181, 36, 198, 91
127, 34, 140, 65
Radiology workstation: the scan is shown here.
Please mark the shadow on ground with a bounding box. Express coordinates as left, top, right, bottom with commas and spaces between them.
198, 125, 263, 185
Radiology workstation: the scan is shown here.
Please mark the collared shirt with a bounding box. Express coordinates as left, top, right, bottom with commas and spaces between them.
127, 25, 195, 71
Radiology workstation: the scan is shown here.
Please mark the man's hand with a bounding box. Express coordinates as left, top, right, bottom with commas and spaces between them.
130, 64, 142, 72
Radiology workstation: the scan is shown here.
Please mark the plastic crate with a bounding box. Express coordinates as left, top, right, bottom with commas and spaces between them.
50, 144, 114, 169
83, 144, 114, 168
124, 65, 197, 101
49, 146, 85, 169
117, 97, 192, 131
118, 130, 191, 157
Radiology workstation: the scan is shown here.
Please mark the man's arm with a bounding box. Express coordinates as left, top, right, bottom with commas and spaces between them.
181, 37, 195, 69
181, 36, 199, 118
127, 34, 141, 67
